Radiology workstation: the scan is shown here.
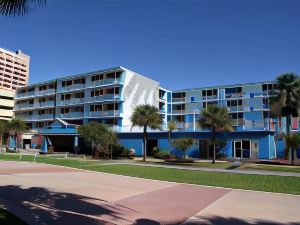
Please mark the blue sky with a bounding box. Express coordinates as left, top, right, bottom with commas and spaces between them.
0, 0, 299, 90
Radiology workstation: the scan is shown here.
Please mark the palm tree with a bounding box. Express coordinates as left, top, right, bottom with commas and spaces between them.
270, 73, 300, 160
284, 133, 300, 165
0, 0, 46, 17
6, 118, 28, 150
198, 105, 233, 163
271, 73, 300, 134
131, 104, 163, 162
167, 120, 177, 145
0, 120, 7, 151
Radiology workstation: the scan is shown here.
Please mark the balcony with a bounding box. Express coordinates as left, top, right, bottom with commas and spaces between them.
14, 103, 34, 110
202, 95, 218, 100
36, 89, 56, 96
16, 91, 35, 99
85, 110, 120, 118
172, 109, 185, 114
91, 78, 121, 87
227, 106, 244, 112
172, 97, 186, 103
225, 93, 243, 99
59, 84, 85, 92
88, 94, 119, 103
57, 112, 84, 119
34, 114, 54, 120
15, 114, 32, 120
58, 98, 84, 106
34, 101, 55, 108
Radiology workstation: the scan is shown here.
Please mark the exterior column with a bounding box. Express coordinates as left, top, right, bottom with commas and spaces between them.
74, 136, 79, 154
41, 136, 48, 153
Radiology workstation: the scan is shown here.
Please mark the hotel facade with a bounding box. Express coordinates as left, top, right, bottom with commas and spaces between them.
0, 48, 30, 121
14, 66, 300, 159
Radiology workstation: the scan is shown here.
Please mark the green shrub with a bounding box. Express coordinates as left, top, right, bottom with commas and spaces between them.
153, 148, 170, 159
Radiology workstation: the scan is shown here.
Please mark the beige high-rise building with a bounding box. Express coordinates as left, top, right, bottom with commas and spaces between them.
0, 88, 14, 120
0, 48, 30, 91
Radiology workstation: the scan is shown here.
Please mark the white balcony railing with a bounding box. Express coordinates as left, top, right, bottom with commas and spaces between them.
36, 89, 56, 96
58, 98, 84, 106
88, 94, 119, 103
85, 110, 120, 118
92, 78, 120, 87
57, 112, 84, 118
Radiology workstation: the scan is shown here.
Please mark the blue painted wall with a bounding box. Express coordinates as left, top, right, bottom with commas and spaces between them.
258, 135, 270, 159
119, 139, 143, 156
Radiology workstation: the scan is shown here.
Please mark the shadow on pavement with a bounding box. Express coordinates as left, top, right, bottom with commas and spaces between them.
0, 185, 162, 225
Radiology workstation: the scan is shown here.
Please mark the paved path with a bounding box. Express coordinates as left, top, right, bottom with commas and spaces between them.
0, 161, 299, 225
100, 161, 300, 177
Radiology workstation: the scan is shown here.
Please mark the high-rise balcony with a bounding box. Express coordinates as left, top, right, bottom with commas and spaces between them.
14, 103, 34, 110
15, 91, 35, 99
58, 84, 85, 93
88, 94, 120, 103
172, 97, 186, 103
34, 114, 54, 120
57, 112, 84, 118
172, 109, 185, 114
36, 89, 56, 96
58, 98, 84, 106
85, 110, 120, 118
227, 106, 244, 112
34, 101, 55, 108
91, 78, 121, 87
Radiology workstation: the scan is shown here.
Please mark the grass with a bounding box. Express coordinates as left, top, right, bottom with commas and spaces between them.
1, 153, 300, 195
0, 207, 27, 225
240, 164, 300, 173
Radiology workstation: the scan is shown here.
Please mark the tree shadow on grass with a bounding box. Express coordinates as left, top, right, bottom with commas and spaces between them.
0, 185, 158, 225
183, 216, 300, 225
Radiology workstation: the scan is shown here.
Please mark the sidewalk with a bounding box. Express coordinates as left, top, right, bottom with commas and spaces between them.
100, 161, 300, 177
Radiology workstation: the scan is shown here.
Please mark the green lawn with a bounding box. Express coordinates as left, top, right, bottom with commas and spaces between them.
240, 164, 300, 173
0, 207, 27, 225
1, 154, 300, 195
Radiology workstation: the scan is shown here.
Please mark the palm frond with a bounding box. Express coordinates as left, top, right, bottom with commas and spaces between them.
0, 0, 46, 17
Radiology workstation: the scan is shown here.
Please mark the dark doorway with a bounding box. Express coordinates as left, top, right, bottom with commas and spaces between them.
199, 140, 213, 159
23, 139, 31, 149
146, 139, 158, 156
48, 135, 74, 152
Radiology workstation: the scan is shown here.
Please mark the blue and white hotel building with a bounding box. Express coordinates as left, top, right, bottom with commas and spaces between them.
14, 66, 299, 159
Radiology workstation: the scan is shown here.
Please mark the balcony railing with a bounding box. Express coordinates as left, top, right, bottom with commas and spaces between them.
35, 114, 54, 120
172, 109, 185, 114
227, 106, 244, 112
202, 95, 218, 100
34, 101, 55, 108
172, 97, 186, 103
14, 103, 34, 110
88, 94, 119, 103
59, 84, 85, 92
91, 78, 121, 87
225, 93, 243, 99
85, 110, 120, 118
57, 112, 84, 118
58, 98, 84, 106
16, 91, 35, 99
36, 89, 56, 96
15, 114, 32, 120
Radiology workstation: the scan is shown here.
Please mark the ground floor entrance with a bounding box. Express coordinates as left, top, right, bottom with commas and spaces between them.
233, 140, 251, 158
146, 139, 158, 156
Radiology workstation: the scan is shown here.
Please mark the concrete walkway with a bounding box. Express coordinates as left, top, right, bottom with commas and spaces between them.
0, 161, 299, 225
99, 161, 300, 177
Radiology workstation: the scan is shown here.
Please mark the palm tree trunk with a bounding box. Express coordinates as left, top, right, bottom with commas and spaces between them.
0, 133, 2, 152
286, 114, 292, 164
143, 126, 147, 162
291, 148, 294, 166
212, 126, 216, 164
